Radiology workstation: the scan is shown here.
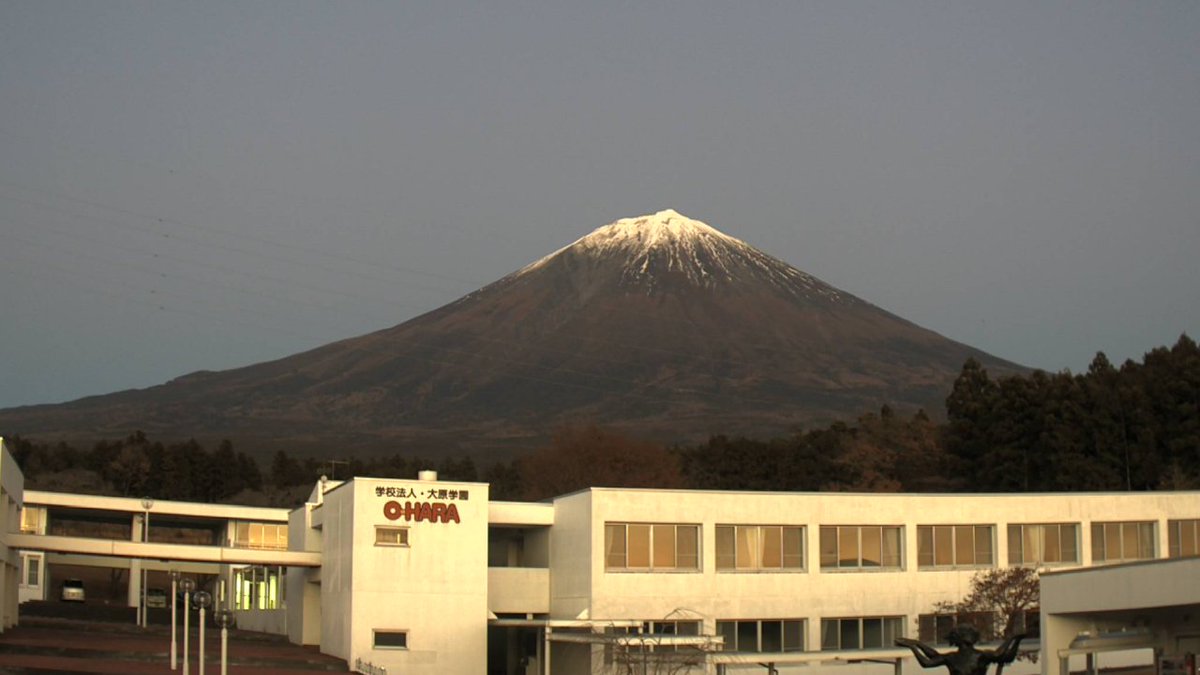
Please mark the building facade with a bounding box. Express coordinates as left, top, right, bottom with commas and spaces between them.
278, 475, 1200, 675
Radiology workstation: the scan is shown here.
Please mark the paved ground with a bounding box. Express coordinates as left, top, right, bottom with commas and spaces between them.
0, 605, 347, 674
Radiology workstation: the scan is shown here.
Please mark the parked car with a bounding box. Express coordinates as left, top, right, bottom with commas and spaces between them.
146, 588, 167, 608
61, 578, 85, 602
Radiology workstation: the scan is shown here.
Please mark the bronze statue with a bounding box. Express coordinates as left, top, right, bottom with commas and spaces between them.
895, 626, 1026, 675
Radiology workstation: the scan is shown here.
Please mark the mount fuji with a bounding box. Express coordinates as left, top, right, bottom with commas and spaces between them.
0, 210, 1023, 456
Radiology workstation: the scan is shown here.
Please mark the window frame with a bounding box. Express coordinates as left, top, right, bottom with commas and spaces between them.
1006, 523, 1080, 566
716, 525, 806, 572
373, 630, 409, 650
604, 523, 701, 572
1167, 519, 1200, 558
1090, 521, 1155, 563
917, 524, 995, 569
716, 619, 806, 653
819, 525, 903, 571
917, 611, 998, 645
375, 526, 410, 547
820, 616, 904, 651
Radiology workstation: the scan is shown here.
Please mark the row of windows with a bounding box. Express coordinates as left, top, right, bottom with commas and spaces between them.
232, 522, 288, 551
233, 566, 284, 611
610, 611, 1039, 654
603, 519, 1200, 572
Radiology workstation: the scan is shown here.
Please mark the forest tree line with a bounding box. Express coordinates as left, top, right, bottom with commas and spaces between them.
6, 335, 1197, 506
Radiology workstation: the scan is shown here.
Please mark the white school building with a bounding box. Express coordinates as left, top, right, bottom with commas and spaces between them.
263, 473, 1199, 675
2, 434, 1198, 675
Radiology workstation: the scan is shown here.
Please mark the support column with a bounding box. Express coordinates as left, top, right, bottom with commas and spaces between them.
128, 514, 143, 609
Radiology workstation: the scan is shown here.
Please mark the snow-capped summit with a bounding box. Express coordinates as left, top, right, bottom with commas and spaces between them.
520, 209, 840, 298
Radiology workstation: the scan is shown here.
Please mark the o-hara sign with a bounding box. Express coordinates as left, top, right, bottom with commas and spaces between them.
383, 500, 460, 524
377, 484, 467, 524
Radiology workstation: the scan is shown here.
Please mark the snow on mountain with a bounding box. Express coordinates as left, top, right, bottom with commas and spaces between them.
519, 209, 844, 300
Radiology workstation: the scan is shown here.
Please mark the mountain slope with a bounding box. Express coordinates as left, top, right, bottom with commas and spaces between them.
0, 210, 1023, 455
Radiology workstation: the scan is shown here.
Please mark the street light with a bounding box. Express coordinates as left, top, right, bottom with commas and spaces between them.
180, 577, 195, 675
140, 496, 154, 628
170, 569, 180, 670
195, 591, 213, 675
215, 608, 235, 675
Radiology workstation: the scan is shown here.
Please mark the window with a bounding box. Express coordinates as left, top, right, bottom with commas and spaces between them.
820, 617, 904, 650
605, 523, 699, 571
917, 525, 994, 568
716, 525, 805, 571
918, 612, 997, 645
233, 522, 288, 550
19, 507, 43, 534
374, 630, 408, 649
1168, 519, 1200, 558
375, 526, 409, 547
717, 619, 805, 652
1007, 523, 1079, 565
1091, 521, 1155, 563
819, 526, 902, 569
24, 556, 40, 587
234, 566, 284, 611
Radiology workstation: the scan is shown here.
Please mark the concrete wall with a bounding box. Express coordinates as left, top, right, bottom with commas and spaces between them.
565, 489, 1200, 674
346, 477, 490, 675
0, 439, 24, 632
318, 481, 354, 662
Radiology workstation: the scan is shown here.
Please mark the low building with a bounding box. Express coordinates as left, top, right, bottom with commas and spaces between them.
276, 473, 1199, 675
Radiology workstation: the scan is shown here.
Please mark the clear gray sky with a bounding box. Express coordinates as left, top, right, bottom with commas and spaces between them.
1, 2, 1197, 409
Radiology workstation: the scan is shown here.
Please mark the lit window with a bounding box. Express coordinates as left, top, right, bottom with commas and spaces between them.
374, 630, 408, 649
820, 617, 904, 650
1007, 523, 1079, 565
20, 507, 42, 534
1091, 522, 1155, 563
376, 526, 410, 547
917, 525, 994, 569
605, 523, 699, 571
819, 526, 902, 570
717, 619, 805, 652
716, 525, 805, 571
234, 522, 288, 550
1167, 519, 1200, 558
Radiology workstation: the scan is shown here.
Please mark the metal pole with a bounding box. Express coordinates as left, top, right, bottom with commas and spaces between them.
220, 624, 228, 675
199, 606, 206, 675
183, 591, 190, 675
171, 575, 178, 670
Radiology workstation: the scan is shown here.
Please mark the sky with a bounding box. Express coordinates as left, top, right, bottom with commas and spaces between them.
1, 2, 1197, 410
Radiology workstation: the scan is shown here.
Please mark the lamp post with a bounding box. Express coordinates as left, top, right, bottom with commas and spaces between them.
215, 609, 235, 675
180, 577, 195, 675
170, 569, 180, 670
195, 590, 212, 675
140, 496, 154, 628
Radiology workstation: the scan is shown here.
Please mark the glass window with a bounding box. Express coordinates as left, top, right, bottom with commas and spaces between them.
1007, 523, 1080, 565
1091, 522, 1155, 563
717, 525, 805, 572
375, 526, 409, 547
717, 619, 806, 652
918, 525, 995, 569
374, 630, 408, 649
820, 526, 903, 570
918, 612, 997, 645
234, 522, 289, 550
25, 556, 40, 587
20, 507, 43, 534
1168, 519, 1200, 558
605, 523, 700, 571
820, 617, 904, 650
